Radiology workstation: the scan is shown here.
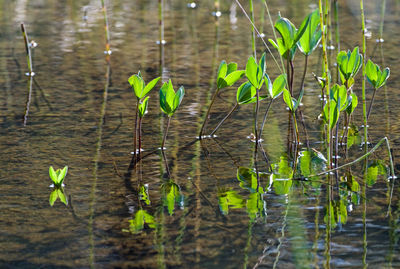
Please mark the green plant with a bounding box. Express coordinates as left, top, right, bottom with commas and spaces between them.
199, 61, 244, 137
159, 79, 185, 150
337, 47, 363, 89
128, 71, 160, 160
49, 166, 68, 206
365, 59, 390, 119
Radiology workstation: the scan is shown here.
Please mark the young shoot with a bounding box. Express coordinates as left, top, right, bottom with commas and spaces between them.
128, 71, 160, 159
365, 59, 390, 119
159, 79, 185, 150
49, 166, 68, 206
200, 61, 244, 138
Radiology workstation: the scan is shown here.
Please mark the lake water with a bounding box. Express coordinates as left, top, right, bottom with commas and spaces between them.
0, 0, 399, 268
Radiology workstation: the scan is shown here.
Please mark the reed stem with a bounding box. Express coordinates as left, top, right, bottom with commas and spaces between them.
20, 24, 33, 76
133, 101, 139, 161
360, 0, 368, 148
249, 0, 256, 59
101, 0, 111, 53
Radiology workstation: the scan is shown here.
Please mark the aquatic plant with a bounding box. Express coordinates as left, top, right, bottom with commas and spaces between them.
159, 79, 185, 150
128, 71, 160, 160
365, 59, 390, 119
49, 166, 68, 206
199, 60, 244, 138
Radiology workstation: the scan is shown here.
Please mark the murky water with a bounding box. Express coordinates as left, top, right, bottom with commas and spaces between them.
0, 0, 399, 268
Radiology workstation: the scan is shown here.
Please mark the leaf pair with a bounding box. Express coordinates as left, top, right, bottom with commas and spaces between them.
159, 80, 185, 117
49, 166, 68, 187
298, 9, 322, 56
216, 61, 245, 89
269, 13, 310, 60
49, 188, 67, 206
236, 74, 286, 105
337, 47, 363, 86
129, 209, 156, 234
128, 71, 160, 100
366, 59, 390, 89
246, 52, 268, 89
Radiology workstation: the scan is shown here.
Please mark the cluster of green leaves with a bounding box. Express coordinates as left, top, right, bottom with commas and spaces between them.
129, 71, 160, 119
217, 61, 245, 89
159, 79, 185, 117
236, 54, 286, 105
323, 84, 357, 129
128, 209, 156, 234
49, 166, 68, 206
337, 47, 362, 87
366, 59, 390, 89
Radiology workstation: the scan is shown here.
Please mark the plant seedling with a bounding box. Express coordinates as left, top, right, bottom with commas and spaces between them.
49, 166, 68, 206
365, 59, 390, 119
199, 60, 244, 138
298, 9, 321, 57
337, 47, 363, 88
128, 71, 160, 160
159, 79, 185, 150
268, 13, 309, 61
245, 52, 268, 144
49, 166, 68, 188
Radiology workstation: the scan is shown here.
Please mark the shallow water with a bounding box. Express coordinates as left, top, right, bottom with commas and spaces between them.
0, 0, 399, 268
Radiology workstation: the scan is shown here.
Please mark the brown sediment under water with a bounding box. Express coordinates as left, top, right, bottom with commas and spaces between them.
0, 0, 399, 268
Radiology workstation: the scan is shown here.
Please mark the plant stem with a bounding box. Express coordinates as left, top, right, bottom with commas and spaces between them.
299, 55, 308, 95
133, 100, 139, 162
200, 87, 220, 138
210, 103, 239, 136
138, 117, 142, 160
101, 0, 111, 53
258, 98, 274, 138
367, 87, 377, 120
319, 0, 331, 169
289, 60, 294, 95
360, 0, 368, 149
254, 89, 260, 153
235, 0, 282, 73
161, 116, 171, 151
20, 24, 33, 76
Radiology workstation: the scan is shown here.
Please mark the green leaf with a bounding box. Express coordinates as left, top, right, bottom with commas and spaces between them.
128, 74, 145, 99
246, 192, 265, 220
226, 62, 238, 75
330, 84, 347, 111
49, 166, 57, 184
246, 56, 259, 88
323, 100, 340, 129
346, 93, 358, 115
366, 59, 378, 87
57, 166, 68, 185
298, 9, 321, 55
283, 88, 294, 111
138, 96, 150, 118
173, 86, 185, 113
49, 189, 58, 206
57, 188, 68, 205
143, 211, 156, 229
142, 77, 160, 98
293, 12, 310, 45
237, 81, 256, 104
377, 67, 390, 88
270, 74, 286, 99
217, 61, 228, 80
218, 189, 244, 215
139, 184, 151, 205
224, 70, 245, 87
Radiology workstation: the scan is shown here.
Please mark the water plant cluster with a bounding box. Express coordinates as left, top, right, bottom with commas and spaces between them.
120, 4, 395, 235
23, 1, 395, 264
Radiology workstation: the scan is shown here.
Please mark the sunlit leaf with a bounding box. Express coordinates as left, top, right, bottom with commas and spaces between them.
49, 189, 58, 206
57, 188, 68, 205
270, 74, 286, 99
49, 166, 57, 184
138, 96, 149, 118
298, 9, 321, 55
